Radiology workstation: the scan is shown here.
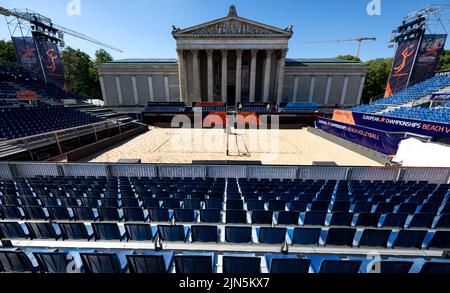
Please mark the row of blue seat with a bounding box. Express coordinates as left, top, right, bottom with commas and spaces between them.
1, 248, 449, 273
2, 202, 450, 227
0, 106, 103, 139
0, 64, 85, 100
383, 106, 450, 124
1, 222, 449, 249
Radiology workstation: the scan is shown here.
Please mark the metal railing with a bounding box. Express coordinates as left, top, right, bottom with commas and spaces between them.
0, 162, 449, 184
0, 119, 138, 159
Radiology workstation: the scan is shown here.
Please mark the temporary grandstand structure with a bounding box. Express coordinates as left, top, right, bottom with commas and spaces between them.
0, 162, 449, 273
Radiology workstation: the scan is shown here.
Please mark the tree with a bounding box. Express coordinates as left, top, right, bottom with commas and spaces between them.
0, 40, 17, 63
336, 55, 361, 63
438, 49, 450, 71
60, 48, 113, 99
94, 49, 113, 65
61, 47, 97, 98
90, 49, 113, 98
361, 58, 392, 104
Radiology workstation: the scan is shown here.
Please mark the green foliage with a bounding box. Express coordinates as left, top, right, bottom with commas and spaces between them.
61, 48, 113, 99
438, 49, 450, 71
336, 55, 361, 62
0, 40, 17, 63
361, 57, 393, 104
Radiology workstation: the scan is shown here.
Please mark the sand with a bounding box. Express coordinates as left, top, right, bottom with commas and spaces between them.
84, 126, 381, 166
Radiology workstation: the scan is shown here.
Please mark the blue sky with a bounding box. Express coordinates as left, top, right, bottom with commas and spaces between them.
0, 0, 449, 61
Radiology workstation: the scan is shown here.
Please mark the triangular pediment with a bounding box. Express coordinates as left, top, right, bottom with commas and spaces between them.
172, 16, 293, 38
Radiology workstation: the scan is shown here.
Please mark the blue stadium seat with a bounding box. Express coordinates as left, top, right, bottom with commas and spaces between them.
226, 210, 247, 224
174, 252, 215, 273
191, 225, 218, 243
392, 230, 427, 249
92, 223, 124, 241
358, 229, 391, 247
173, 208, 195, 223
265, 254, 311, 273
251, 210, 273, 224
0, 222, 27, 239
200, 209, 221, 223
225, 226, 252, 243
303, 211, 327, 226
58, 222, 90, 240
329, 212, 354, 226
157, 225, 187, 242
420, 262, 450, 273
123, 208, 147, 222
427, 231, 450, 249
80, 251, 128, 273
277, 211, 299, 225
149, 208, 170, 222
33, 251, 71, 273
0, 249, 38, 273
126, 251, 173, 273
26, 222, 59, 240
291, 227, 321, 245
325, 228, 356, 246
258, 227, 286, 244
222, 254, 261, 273
124, 224, 154, 241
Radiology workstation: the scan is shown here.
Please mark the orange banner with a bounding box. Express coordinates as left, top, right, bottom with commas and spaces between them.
16, 91, 38, 100
194, 102, 226, 107
332, 109, 356, 125
203, 112, 227, 126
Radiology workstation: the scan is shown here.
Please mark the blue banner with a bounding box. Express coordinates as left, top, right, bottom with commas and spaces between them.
316, 117, 403, 155
355, 113, 450, 138
11, 37, 44, 78
35, 39, 66, 89
431, 92, 450, 101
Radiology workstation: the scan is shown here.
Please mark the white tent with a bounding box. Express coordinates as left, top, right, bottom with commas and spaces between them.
393, 138, 450, 167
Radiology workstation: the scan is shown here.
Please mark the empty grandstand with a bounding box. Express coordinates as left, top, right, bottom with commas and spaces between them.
0, 162, 449, 274
0, 3, 450, 286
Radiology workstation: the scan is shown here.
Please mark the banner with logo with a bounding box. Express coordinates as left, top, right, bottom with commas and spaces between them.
16, 91, 38, 100
435, 70, 450, 77
332, 110, 450, 138
430, 92, 450, 101
11, 37, 44, 78
385, 38, 421, 97
316, 117, 403, 155
410, 34, 447, 84
35, 39, 66, 89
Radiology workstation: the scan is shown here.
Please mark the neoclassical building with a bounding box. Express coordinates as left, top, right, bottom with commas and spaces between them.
97, 6, 368, 107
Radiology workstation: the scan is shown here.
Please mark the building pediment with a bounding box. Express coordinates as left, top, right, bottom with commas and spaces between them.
172, 6, 293, 38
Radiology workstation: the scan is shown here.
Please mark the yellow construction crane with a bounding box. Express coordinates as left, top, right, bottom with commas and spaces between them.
302, 37, 377, 59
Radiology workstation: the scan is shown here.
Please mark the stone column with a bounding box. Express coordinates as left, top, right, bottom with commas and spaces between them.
249, 49, 258, 102
115, 76, 123, 105
132, 76, 139, 105
308, 76, 315, 102
235, 49, 243, 104
192, 49, 200, 100
221, 50, 228, 103
99, 76, 107, 104
292, 76, 299, 101
276, 49, 287, 104
324, 76, 333, 106
340, 76, 349, 105
357, 76, 366, 105
206, 50, 214, 102
177, 49, 187, 102
263, 49, 273, 102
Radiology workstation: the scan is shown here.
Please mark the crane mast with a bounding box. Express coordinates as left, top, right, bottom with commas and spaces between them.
0, 6, 123, 53
302, 37, 377, 58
